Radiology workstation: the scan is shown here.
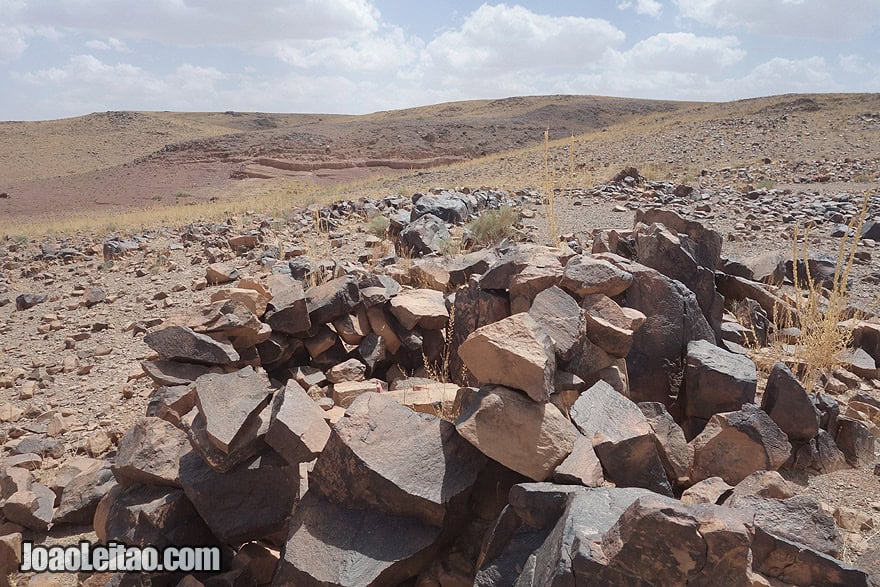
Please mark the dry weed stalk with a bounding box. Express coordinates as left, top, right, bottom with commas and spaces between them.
543, 128, 558, 246
777, 192, 870, 390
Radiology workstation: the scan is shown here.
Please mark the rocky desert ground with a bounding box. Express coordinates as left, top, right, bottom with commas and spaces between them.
0, 93, 879, 586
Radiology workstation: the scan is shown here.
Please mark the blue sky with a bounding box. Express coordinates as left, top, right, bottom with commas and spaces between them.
1, 0, 878, 120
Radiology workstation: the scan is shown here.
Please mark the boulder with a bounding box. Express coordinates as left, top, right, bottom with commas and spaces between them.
95, 484, 216, 548
305, 276, 361, 326
477, 484, 762, 586
633, 220, 723, 333
264, 282, 311, 335
634, 208, 722, 271
179, 450, 298, 544
638, 402, 691, 486
332, 379, 386, 408
790, 430, 850, 475
726, 471, 793, 505
358, 274, 401, 307
144, 325, 239, 365
683, 339, 757, 425
752, 525, 871, 587
680, 477, 733, 505
581, 294, 644, 357
15, 293, 47, 311
3, 483, 55, 531
389, 289, 449, 330
455, 386, 578, 481
383, 382, 458, 418
311, 393, 485, 528
583, 495, 755, 585
690, 405, 792, 484
444, 248, 500, 286
527, 286, 583, 362
730, 494, 842, 557
761, 362, 820, 441
53, 466, 117, 525
570, 381, 673, 496
479, 245, 562, 291
560, 255, 633, 298
458, 312, 556, 403
210, 286, 269, 316
833, 416, 875, 467
140, 360, 222, 387
411, 193, 469, 224
326, 358, 366, 384
400, 214, 450, 256
274, 492, 443, 586
622, 260, 715, 404
266, 381, 331, 465
206, 263, 238, 285
552, 437, 604, 487
509, 262, 564, 311
151, 384, 198, 427
332, 309, 371, 345
715, 273, 796, 327
365, 306, 403, 354
112, 417, 189, 487
193, 367, 272, 454
448, 275, 510, 386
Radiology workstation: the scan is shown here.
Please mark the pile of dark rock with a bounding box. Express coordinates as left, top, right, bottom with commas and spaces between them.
2, 199, 879, 585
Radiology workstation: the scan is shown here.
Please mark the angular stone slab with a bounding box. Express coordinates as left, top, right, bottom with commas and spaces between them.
455, 386, 578, 482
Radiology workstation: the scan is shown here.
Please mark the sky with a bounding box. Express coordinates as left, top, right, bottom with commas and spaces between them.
1, 0, 879, 121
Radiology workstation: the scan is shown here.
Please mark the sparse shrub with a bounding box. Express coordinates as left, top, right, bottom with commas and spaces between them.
366, 215, 390, 237
754, 179, 776, 190
464, 207, 521, 248
771, 192, 870, 390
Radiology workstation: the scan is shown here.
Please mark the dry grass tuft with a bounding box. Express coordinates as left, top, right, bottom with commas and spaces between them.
771, 192, 870, 390
464, 206, 521, 248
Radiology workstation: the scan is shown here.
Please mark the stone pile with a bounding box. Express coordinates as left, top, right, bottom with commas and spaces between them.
1, 200, 878, 585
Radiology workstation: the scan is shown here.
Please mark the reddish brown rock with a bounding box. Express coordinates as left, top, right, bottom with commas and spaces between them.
690, 405, 792, 485
570, 381, 673, 496
112, 417, 189, 487
264, 281, 311, 336
560, 255, 633, 298
761, 362, 820, 441
266, 381, 331, 465
53, 465, 117, 525
311, 393, 485, 528
527, 286, 583, 362
552, 436, 604, 487
179, 450, 297, 544
193, 366, 272, 454
455, 386, 578, 481
680, 477, 733, 505
458, 312, 555, 403
390, 288, 449, 330
144, 325, 240, 365
683, 339, 757, 423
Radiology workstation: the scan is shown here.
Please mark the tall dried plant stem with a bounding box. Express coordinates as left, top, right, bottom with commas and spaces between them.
543, 128, 558, 246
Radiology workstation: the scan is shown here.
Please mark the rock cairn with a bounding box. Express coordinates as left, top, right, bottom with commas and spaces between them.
1, 189, 878, 585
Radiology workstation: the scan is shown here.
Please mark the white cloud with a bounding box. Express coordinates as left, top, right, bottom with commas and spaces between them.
4, 0, 381, 45
675, 0, 880, 39
270, 26, 421, 71
84, 37, 129, 52
618, 0, 663, 17
623, 32, 745, 73
0, 26, 28, 62
425, 4, 625, 74
734, 57, 839, 96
